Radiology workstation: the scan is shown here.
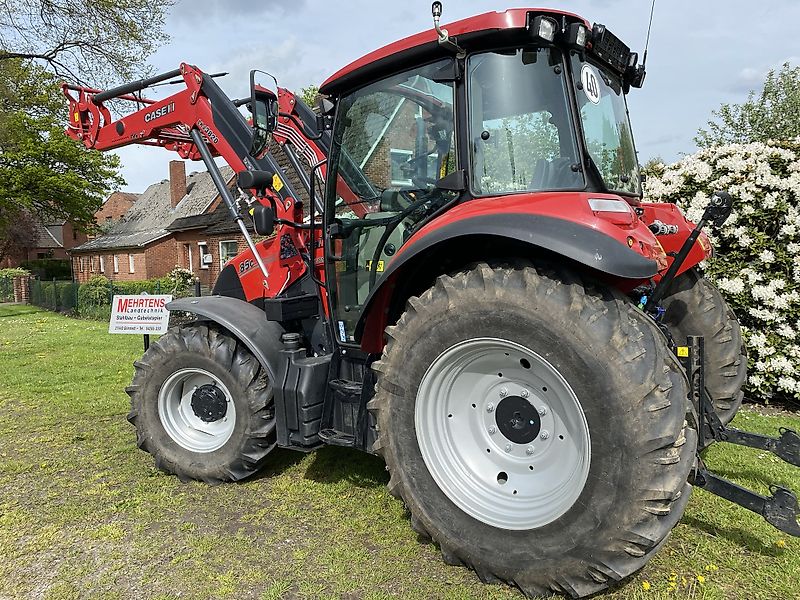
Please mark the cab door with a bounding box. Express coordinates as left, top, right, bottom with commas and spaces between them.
324, 59, 459, 344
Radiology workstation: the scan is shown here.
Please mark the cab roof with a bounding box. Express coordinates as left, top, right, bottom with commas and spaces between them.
319, 8, 590, 96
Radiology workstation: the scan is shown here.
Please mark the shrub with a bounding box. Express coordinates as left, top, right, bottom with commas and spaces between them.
20, 259, 70, 280
644, 139, 800, 403
0, 267, 31, 278
78, 275, 111, 307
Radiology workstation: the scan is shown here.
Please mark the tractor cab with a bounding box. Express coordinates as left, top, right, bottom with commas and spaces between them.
319, 8, 647, 342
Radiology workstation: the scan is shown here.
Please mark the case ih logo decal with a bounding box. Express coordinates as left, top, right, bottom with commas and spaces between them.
144, 102, 175, 123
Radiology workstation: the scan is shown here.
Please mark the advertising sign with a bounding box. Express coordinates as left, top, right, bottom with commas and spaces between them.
109, 294, 173, 335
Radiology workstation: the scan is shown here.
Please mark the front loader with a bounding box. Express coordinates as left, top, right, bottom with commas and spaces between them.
63, 4, 799, 597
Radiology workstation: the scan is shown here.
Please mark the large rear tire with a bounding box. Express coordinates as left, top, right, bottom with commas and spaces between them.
661, 269, 747, 425
126, 324, 276, 483
369, 264, 695, 598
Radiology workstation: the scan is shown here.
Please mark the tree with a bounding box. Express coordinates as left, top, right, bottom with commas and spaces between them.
0, 1, 173, 243
0, 207, 36, 263
0, 0, 174, 86
0, 59, 123, 234
696, 62, 800, 147
300, 85, 320, 108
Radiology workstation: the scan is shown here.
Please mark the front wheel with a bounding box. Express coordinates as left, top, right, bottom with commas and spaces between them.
370, 264, 696, 598
126, 324, 276, 483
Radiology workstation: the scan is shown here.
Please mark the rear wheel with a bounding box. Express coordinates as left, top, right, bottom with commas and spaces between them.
661, 268, 747, 424
370, 264, 695, 598
126, 324, 276, 483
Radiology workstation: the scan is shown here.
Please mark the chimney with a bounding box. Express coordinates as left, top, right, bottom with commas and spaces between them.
169, 160, 187, 208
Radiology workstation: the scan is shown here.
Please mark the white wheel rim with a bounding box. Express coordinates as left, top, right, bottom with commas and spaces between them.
415, 337, 591, 530
157, 368, 236, 453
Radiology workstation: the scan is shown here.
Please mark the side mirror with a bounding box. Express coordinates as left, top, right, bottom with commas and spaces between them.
252, 204, 275, 237
249, 70, 279, 157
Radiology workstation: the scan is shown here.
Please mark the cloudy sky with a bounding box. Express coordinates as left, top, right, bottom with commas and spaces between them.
110, 0, 800, 193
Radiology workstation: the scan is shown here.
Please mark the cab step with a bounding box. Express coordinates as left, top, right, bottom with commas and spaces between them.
318, 428, 356, 447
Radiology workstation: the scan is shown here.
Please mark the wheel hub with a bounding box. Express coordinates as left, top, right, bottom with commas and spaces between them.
157, 368, 237, 453
415, 337, 591, 530
495, 396, 540, 444
191, 384, 228, 423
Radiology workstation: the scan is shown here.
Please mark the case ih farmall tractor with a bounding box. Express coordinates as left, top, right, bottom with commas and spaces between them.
63, 5, 800, 597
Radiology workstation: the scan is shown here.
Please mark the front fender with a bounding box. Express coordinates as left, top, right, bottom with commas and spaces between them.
167, 296, 285, 382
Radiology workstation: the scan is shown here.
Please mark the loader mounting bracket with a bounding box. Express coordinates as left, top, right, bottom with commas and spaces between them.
679, 335, 800, 537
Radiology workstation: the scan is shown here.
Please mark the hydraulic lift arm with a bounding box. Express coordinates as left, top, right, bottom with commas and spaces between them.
62, 63, 330, 286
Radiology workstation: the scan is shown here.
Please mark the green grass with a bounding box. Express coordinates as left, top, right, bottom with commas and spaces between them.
0, 304, 797, 600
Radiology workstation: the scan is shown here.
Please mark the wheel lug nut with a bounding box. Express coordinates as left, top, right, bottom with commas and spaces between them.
504, 443, 512, 453
488, 426, 497, 435
526, 445, 535, 455
486, 403, 495, 413
540, 430, 550, 440
499, 388, 508, 398
538, 406, 547, 416
520, 389, 529, 398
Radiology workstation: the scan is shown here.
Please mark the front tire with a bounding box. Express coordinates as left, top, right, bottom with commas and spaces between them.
126, 324, 276, 483
369, 264, 695, 598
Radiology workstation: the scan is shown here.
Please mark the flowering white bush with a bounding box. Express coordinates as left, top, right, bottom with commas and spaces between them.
167, 266, 195, 291
644, 139, 800, 403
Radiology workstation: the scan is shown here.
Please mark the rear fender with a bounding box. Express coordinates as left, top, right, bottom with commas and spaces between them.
167, 296, 285, 381
355, 212, 661, 352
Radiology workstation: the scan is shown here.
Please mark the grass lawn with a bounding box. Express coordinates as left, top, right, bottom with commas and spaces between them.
0, 304, 797, 600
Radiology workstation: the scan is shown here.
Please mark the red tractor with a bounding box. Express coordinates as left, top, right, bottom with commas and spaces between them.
64, 4, 799, 597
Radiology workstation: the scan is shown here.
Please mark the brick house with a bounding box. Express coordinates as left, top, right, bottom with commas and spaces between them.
89, 191, 139, 239
0, 218, 88, 268
70, 161, 242, 287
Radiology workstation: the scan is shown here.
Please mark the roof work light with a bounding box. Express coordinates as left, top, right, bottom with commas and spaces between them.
529, 15, 558, 43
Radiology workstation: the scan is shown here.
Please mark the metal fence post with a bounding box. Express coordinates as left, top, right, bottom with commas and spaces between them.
194, 278, 201, 297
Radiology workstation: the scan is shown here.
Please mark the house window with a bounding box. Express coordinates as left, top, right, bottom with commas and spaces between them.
100, 256, 105, 272
184, 243, 193, 272
129, 254, 135, 273
198, 242, 210, 269
390, 148, 413, 186
219, 240, 238, 267
79, 257, 84, 272
113, 255, 119, 273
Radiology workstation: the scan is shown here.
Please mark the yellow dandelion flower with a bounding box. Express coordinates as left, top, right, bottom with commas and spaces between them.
776, 539, 787, 548
697, 575, 706, 584
642, 581, 652, 591
668, 582, 677, 591
704, 563, 718, 572
669, 573, 678, 582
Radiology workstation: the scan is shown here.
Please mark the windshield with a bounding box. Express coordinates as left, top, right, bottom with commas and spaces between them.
325, 59, 458, 342
570, 54, 640, 195
468, 47, 584, 195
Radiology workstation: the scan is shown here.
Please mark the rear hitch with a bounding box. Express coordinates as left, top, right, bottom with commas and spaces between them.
690, 466, 800, 537
680, 335, 800, 537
